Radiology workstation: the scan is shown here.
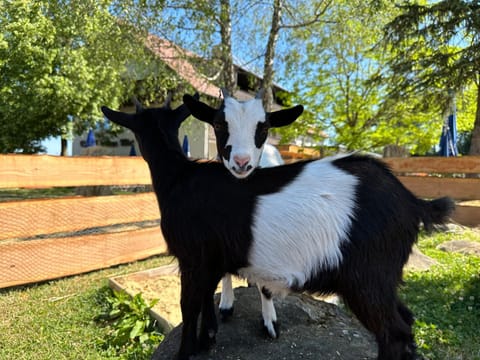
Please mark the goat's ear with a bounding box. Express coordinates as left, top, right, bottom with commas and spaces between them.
182, 94, 216, 125
268, 105, 304, 128
101, 106, 138, 131
172, 103, 192, 126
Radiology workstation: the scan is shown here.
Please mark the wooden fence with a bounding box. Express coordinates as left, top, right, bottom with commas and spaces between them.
0, 155, 165, 289
0, 154, 479, 289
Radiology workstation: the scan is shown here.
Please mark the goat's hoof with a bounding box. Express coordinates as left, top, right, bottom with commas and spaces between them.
262, 320, 279, 339
219, 306, 234, 321
198, 329, 217, 351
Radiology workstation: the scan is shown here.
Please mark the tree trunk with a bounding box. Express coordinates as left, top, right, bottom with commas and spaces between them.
60, 138, 68, 156
469, 80, 480, 155
219, 0, 236, 95
262, 0, 282, 112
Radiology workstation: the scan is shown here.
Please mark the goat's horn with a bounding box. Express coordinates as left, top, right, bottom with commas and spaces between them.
132, 96, 143, 113
164, 93, 173, 108
255, 88, 265, 99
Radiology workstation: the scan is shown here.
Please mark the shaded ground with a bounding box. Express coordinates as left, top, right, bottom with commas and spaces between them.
152, 287, 377, 360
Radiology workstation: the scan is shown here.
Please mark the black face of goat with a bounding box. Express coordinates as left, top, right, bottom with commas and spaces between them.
101, 95, 196, 163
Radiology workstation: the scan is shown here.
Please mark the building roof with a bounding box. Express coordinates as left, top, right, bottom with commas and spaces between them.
146, 35, 221, 98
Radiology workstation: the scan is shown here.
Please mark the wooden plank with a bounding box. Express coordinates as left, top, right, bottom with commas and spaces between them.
0, 193, 160, 241
452, 204, 480, 227
0, 154, 151, 188
0, 227, 167, 289
397, 176, 480, 201
278, 145, 320, 156
280, 151, 313, 160
384, 156, 480, 174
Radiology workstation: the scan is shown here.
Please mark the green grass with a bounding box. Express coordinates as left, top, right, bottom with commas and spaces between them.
0, 187, 77, 202
401, 226, 480, 360
0, 255, 174, 360
0, 228, 479, 360
0, 186, 152, 202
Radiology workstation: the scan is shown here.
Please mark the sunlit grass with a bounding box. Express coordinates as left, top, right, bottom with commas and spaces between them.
401, 226, 480, 360
0, 256, 173, 360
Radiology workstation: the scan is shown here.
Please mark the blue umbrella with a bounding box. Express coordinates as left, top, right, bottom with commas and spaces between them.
129, 143, 137, 156
182, 135, 190, 157
85, 129, 96, 147
439, 96, 458, 157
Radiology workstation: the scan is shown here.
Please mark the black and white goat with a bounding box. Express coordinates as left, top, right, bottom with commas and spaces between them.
102, 97, 454, 360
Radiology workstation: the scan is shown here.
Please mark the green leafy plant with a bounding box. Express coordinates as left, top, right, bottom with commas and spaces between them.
95, 287, 164, 359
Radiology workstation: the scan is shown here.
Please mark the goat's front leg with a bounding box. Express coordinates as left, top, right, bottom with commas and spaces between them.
219, 275, 234, 320
177, 271, 202, 360
258, 284, 279, 338
198, 275, 222, 351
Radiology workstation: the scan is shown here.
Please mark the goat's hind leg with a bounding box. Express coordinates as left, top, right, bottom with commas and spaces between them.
343, 291, 417, 360
258, 284, 279, 338
219, 275, 235, 320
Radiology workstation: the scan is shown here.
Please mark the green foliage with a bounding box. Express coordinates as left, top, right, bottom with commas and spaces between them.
276, 0, 479, 154
281, 0, 444, 154
0, 0, 178, 153
95, 287, 164, 359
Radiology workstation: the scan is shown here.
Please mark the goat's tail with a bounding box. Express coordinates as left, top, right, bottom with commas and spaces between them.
421, 196, 455, 232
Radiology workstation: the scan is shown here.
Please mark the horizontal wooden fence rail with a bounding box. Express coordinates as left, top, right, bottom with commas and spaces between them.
0, 193, 160, 241
395, 176, 479, 201
1, 154, 151, 188
0, 154, 479, 289
0, 227, 166, 289
383, 156, 480, 174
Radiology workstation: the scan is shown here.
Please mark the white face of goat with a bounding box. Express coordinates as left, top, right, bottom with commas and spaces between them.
183, 92, 304, 179
218, 97, 269, 178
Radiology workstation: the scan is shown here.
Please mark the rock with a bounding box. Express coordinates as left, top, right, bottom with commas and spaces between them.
152, 287, 377, 360
404, 247, 438, 271
437, 240, 480, 256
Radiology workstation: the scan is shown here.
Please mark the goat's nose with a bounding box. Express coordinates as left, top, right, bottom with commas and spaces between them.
233, 155, 251, 169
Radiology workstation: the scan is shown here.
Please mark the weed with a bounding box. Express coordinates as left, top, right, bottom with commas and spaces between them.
95, 287, 164, 359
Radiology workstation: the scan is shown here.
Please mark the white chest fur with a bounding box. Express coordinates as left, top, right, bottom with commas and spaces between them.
238, 157, 358, 295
